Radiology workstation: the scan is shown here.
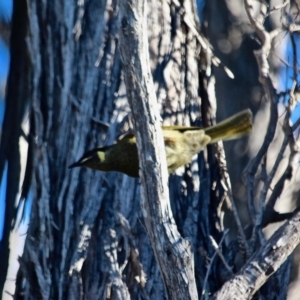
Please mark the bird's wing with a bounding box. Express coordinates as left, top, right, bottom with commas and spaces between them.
120, 129, 180, 151
162, 125, 202, 132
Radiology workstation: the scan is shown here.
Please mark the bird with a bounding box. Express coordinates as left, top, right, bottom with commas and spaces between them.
69, 109, 252, 178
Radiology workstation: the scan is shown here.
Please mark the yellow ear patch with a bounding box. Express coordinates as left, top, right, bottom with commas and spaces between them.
97, 151, 106, 162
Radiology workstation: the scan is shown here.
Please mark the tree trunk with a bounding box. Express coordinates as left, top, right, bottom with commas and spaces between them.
0, 0, 298, 299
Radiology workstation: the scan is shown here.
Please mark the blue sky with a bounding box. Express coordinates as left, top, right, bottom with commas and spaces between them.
0, 0, 11, 239
0, 0, 12, 23
0, 39, 9, 80
280, 34, 300, 123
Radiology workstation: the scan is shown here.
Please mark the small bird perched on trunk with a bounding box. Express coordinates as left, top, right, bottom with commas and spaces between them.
69, 109, 252, 178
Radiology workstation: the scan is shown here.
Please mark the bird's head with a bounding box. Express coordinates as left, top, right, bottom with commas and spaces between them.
69, 146, 111, 171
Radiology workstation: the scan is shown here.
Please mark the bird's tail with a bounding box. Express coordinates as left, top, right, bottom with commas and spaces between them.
204, 109, 252, 144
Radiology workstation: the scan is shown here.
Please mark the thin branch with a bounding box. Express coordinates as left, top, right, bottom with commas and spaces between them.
292, 117, 300, 131
244, 0, 279, 253
289, 24, 300, 32
209, 232, 233, 276
254, 122, 290, 245
221, 176, 251, 257
244, 0, 271, 78
269, 0, 289, 14
200, 231, 228, 300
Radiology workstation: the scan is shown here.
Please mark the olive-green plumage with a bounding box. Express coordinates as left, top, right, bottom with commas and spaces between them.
69, 109, 252, 178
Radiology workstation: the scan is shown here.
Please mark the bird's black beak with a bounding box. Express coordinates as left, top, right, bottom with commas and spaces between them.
68, 161, 82, 169
69, 155, 94, 169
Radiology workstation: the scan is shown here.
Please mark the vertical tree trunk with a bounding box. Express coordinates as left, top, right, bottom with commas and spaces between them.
8, 0, 226, 298
0, 0, 298, 299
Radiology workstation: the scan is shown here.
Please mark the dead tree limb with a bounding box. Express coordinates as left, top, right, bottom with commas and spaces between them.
212, 209, 300, 300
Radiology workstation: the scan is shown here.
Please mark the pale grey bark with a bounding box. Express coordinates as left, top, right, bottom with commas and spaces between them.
119, 0, 198, 299
0, 0, 298, 300
213, 210, 300, 300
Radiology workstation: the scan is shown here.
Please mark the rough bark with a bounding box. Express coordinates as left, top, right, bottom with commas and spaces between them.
213, 209, 300, 299
0, 0, 298, 299
119, 0, 198, 298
